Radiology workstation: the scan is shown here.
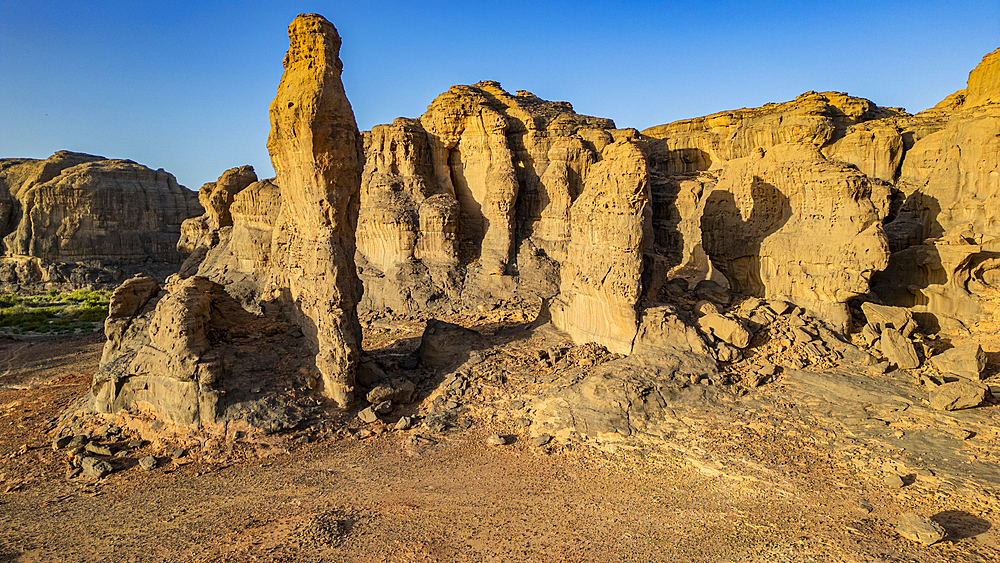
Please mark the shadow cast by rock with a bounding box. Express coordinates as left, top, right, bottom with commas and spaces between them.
931, 510, 992, 541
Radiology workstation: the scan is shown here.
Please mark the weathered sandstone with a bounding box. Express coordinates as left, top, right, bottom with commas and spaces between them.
357, 82, 623, 318
872, 47, 1000, 331
266, 13, 364, 407
88, 13, 366, 429
0, 151, 201, 266
548, 140, 649, 354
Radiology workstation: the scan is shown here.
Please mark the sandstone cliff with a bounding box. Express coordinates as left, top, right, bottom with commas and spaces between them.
642, 92, 899, 331
359, 84, 901, 344
356, 82, 624, 316
872, 47, 1000, 331
0, 151, 202, 288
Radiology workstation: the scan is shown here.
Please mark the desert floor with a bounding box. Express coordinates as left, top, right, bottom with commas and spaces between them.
1, 321, 998, 563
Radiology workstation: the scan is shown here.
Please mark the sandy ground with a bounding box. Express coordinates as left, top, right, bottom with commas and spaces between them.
1, 327, 998, 562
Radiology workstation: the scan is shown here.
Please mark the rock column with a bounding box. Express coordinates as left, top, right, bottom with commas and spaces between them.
266, 14, 364, 407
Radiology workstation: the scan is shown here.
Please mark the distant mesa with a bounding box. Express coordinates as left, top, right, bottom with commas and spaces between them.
0, 150, 202, 290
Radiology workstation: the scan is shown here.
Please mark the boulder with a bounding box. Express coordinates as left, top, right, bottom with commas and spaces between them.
91, 276, 254, 427
879, 328, 920, 370
861, 303, 913, 333
930, 343, 987, 380
418, 319, 485, 373
895, 513, 946, 546
698, 314, 751, 349
929, 380, 991, 411
139, 455, 157, 471
80, 456, 113, 479
366, 378, 416, 405
356, 360, 388, 388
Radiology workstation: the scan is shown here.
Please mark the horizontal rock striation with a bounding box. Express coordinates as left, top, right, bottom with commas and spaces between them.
0, 151, 202, 288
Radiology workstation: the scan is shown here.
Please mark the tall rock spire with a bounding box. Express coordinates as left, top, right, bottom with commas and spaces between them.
266, 13, 364, 407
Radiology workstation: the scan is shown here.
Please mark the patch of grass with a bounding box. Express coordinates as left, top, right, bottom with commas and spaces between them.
0, 289, 109, 335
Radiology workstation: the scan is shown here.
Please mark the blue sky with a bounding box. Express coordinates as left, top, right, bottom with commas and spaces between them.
1, 1, 997, 190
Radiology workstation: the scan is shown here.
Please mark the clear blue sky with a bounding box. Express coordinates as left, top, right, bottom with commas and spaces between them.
2, 1, 997, 190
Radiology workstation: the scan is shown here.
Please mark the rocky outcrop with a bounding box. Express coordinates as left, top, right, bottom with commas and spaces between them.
871, 48, 1000, 331
0, 151, 201, 263
357, 83, 928, 345
266, 13, 364, 408
357, 82, 624, 316
91, 273, 318, 430
0, 151, 202, 288
96, 13, 366, 427
548, 140, 649, 354
643, 94, 896, 331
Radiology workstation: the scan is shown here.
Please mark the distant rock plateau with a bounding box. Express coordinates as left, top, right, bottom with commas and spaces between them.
0, 151, 202, 289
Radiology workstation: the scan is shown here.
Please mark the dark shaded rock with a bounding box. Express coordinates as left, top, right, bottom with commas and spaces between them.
694, 280, 730, 305
51, 436, 72, 450
880, 328, 919, 369
81, 456, 113, 479
418, 319, 485, 373
366, 378, 416, 405
531, 434, 552, 447
139, 455, 157, 471
357, 360, 388, 387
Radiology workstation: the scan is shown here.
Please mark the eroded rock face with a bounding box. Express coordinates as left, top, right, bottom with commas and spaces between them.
357, 82, 622, 316
643, 95, 895, 331
549, 140, 649, 354
359, 84, 910, 343
91, 274, 318, 430
872, 49, 1000, 330
0, 151, 201, 263
88, 13, 367, 430
177, 167, 281, 311
266, 13, 364, 407
0, 151, 202, 289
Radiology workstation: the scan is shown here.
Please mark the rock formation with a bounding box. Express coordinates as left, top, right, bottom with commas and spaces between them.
265, 13, 364, 408
642, 93, 898, 331
872, 47, 1000, 331
0, 151, 202, 288
93, 12, 366, 428
356, 82, 626, 317
90, 273, 319, 430
358, 84, 905, 344
86, 15, 997, 446
548, 139, 649, 354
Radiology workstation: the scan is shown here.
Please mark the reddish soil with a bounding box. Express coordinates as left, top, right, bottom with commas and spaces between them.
1, 330, 997, 562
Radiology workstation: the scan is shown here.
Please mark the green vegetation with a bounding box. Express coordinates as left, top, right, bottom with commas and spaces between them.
0, 289, 110, 335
